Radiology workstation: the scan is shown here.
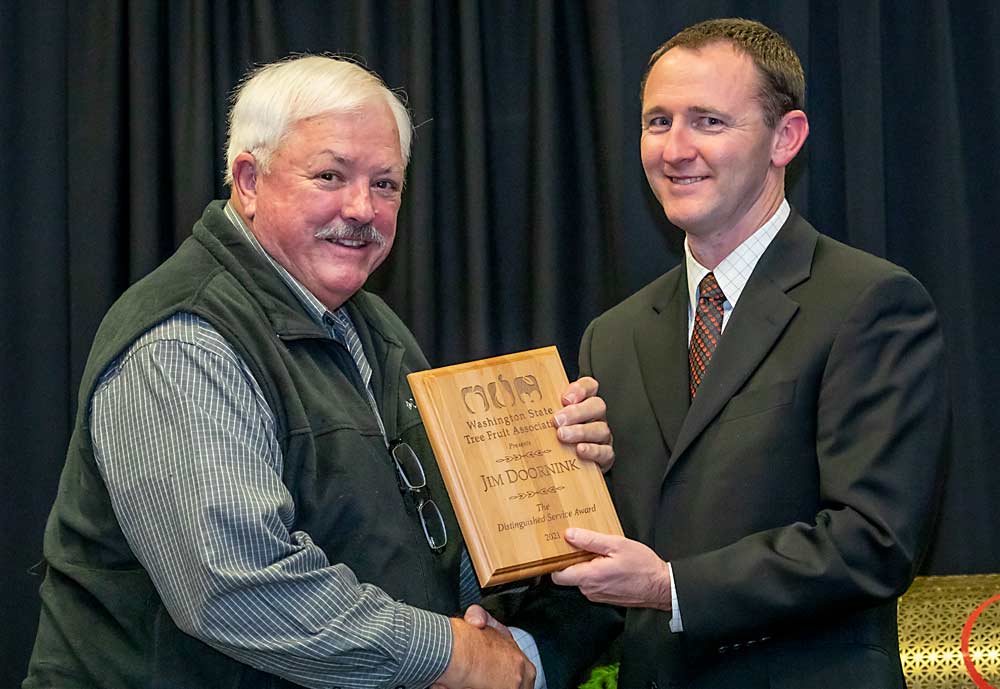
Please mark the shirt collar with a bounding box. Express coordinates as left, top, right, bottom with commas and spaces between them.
684, 199, 790, 310
222, 203, 374, 396
223, 202, 341, 329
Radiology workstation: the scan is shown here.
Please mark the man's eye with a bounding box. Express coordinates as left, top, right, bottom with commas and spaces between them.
699, 117, 724, 128
374, 179, 400, 192
318, 171, 340, 182
647, 116, 671, 129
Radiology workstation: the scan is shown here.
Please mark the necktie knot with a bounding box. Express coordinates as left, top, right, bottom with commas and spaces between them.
699, 272, 725, 303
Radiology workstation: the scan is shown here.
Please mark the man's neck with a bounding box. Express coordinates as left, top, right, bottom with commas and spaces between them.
686, 196, 786, 270
685, 191, 784, 269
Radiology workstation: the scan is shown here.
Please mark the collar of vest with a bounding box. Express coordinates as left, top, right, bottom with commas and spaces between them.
195, 201, 404, 348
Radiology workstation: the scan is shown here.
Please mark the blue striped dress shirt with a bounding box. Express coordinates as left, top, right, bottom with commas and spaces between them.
90, 203, 544, 688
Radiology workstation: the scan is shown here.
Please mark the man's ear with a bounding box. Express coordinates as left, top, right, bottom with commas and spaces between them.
771, 110, 809, 168
231, 153, 260, 218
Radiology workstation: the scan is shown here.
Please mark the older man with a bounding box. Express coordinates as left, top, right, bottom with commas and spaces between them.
23, 56, 612, 689
553, 18, 949, 689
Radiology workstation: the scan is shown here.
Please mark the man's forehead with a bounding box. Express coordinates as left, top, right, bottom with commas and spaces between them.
279, 108, 403, 164
643, 42, 759, 108
290, 105, 397, 135
306, 148, 404, 173
654, 42, 752, 79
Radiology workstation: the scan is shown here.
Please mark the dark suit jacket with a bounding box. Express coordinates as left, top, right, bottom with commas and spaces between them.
576, 211, 948, 689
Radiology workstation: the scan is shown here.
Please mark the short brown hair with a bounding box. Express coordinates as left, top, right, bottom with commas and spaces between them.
641, 18, 805, 129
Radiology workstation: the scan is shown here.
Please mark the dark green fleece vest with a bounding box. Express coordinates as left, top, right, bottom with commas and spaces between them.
24, 201, 462, 689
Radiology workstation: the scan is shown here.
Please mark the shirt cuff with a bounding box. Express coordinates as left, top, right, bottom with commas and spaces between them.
509, 627, 547, 689
391, 606, 453, 689
668, 562, 683, 633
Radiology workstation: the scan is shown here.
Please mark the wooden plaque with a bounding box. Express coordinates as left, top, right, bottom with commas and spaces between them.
407, 346, 623, 587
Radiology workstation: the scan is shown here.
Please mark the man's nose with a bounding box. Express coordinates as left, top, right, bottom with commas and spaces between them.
662, 126, 696, 163
342, 180, 375, 224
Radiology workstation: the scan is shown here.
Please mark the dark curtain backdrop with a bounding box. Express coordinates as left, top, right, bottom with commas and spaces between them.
3, 1, 998, 684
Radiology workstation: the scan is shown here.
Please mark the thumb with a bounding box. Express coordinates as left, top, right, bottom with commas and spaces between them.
565, 527, 618, 556
463, 604, 489, 629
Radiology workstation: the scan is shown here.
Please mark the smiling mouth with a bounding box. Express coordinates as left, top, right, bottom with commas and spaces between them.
323, 238, 369, 249
669, 176, 708, 185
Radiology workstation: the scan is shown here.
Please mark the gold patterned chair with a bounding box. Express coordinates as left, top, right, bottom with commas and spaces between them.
898, 574, 1000, 688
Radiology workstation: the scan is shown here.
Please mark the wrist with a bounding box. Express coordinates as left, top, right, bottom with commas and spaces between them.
656, 559, 673, 612
436, 618, 470, 688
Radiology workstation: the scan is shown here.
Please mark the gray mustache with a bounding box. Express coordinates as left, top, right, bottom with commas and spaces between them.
314, 222, 386, 248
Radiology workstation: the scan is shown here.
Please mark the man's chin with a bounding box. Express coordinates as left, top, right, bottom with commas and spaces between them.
309, 276, 368, 311
662, 207, 702, 233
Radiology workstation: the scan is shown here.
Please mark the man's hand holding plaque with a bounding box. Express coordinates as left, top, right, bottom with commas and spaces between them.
555, 376, 615, 473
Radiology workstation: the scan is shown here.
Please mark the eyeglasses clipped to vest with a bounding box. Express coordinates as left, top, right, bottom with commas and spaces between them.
388, 440, 448, 552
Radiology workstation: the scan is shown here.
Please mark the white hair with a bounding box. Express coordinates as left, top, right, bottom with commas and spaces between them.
224, 55, 413, 186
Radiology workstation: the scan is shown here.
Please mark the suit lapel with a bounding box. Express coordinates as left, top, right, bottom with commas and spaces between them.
634, 267, 691, 463
666, 212, 818, 474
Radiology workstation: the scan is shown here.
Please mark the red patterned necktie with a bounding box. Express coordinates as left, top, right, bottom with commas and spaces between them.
689, 272, 726, 399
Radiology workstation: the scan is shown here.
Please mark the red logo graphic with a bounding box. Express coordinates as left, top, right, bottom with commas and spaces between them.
962, 591, 1000, 689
